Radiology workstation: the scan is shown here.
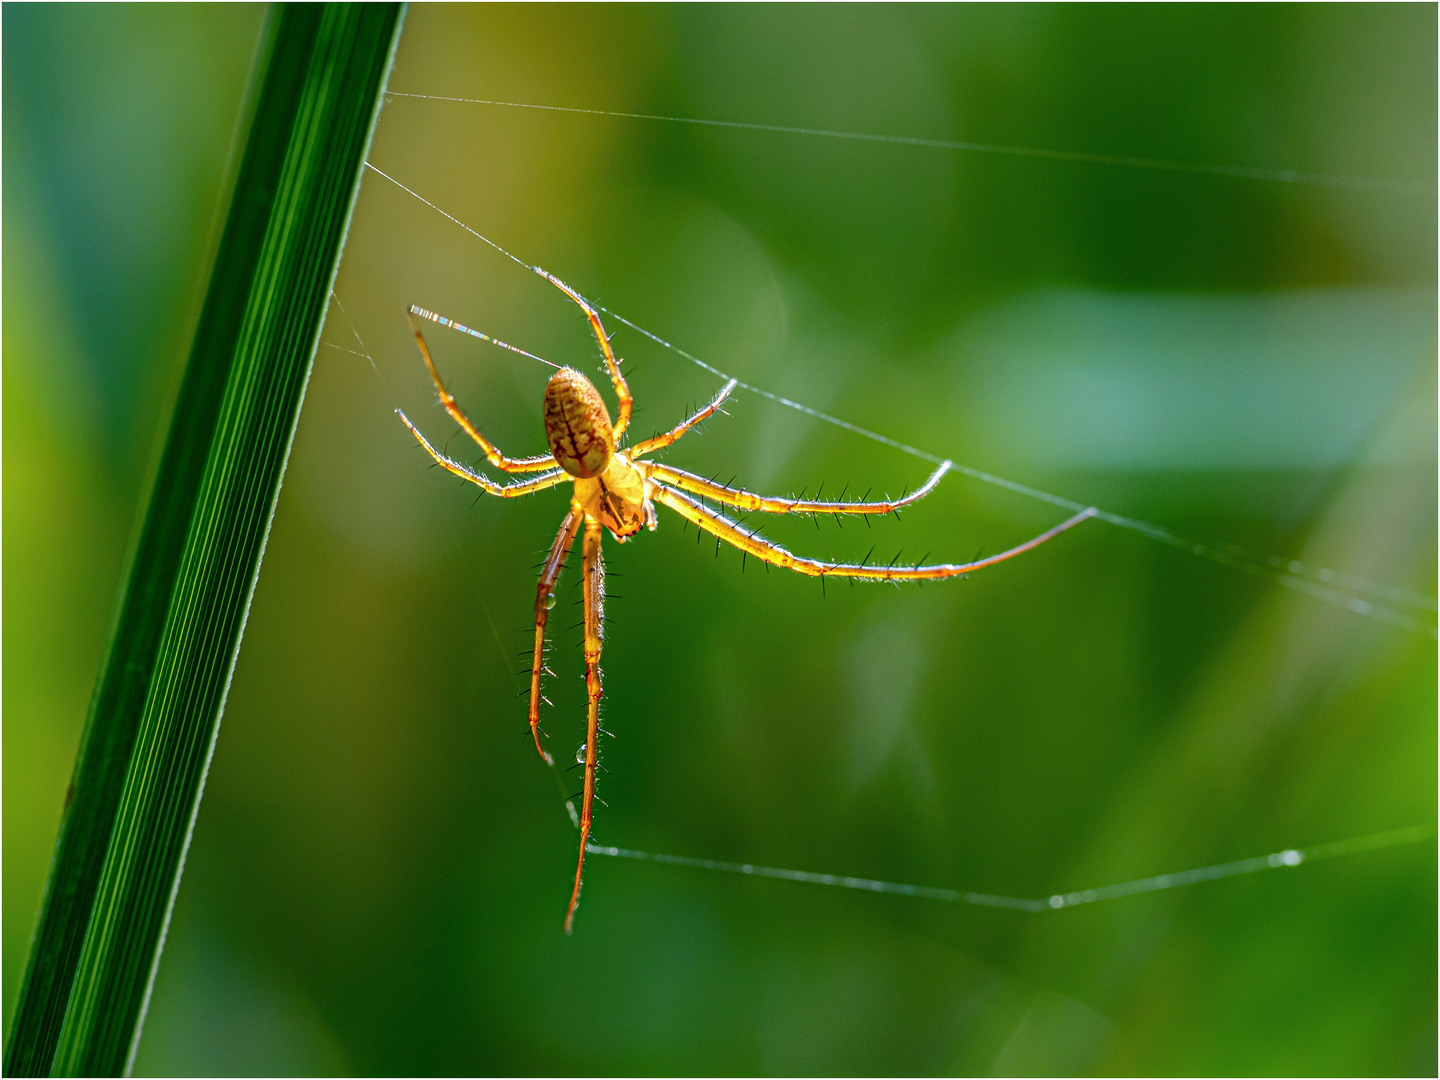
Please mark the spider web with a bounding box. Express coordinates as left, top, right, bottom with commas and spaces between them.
383, 92, 1435, 196
326, 130, 1433, 913
362, 160, 1438, 640
586, 824, 1430, 913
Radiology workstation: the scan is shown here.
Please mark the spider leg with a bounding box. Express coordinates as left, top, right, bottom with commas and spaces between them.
398, 410, 568, 497
638, 459, 953, 516
651, 484, 1096, 580
534, 269, 634, 441
629, 379, 739, 458
528, 507, 583, 764
564, 518, 606, 934
408, 310, 557, 473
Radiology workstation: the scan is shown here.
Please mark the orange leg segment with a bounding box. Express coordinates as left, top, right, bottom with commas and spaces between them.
651, 484, 1096, 580
397, 411, 568, 497
529, 507, 583, 764
536, 269, 634, 440
565, 517, 605, 934
639, 458, 953, 516
408, 311, 558, 473
629, 378, 739, 458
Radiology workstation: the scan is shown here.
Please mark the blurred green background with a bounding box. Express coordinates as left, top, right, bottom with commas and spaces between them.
5, 4, 1435, 1075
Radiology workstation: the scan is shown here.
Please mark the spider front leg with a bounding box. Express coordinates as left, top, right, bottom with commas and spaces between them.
528, 507, 583, 764
638, 458, 952, 516
564, 517, 605, 934
651, 484, 1096, 580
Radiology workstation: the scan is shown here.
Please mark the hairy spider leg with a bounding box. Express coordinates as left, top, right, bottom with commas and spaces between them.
629, 378, 740, 458
651, 484, 1097, 580
396, 412, 569, 497
407, 310, 559, 473
639, 459, 953, 516
565, 518, 606, 934
409, 305, 561, 372
536, 270, 634, 440
528, 507, 583, 764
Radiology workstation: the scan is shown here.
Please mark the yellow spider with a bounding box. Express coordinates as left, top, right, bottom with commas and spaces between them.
397, 268, 1096, 933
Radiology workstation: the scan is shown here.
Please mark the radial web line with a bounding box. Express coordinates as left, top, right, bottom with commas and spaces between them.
383, 92, 1432, 196
361, 162, 1439, 638
587, 825, 1431, 913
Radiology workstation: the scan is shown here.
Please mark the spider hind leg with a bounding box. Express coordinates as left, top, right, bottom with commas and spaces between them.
536, 271, 634, 440
406, 311, 558, 473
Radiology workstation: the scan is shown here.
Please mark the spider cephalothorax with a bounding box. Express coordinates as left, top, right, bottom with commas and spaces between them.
397, 268, 1096, 933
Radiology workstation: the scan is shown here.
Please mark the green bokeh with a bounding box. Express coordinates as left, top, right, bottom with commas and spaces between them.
6, 6, 1435, 1076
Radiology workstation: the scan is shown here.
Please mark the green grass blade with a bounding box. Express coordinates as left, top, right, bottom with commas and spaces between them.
4, 5, 404, 1075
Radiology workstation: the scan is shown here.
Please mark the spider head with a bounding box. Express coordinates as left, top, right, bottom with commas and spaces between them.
543, 368, 616, 478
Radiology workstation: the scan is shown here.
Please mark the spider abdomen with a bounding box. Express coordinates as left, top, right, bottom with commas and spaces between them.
544, 368, 615, 478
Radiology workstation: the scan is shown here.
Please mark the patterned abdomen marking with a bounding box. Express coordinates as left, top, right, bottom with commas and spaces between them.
544, 368, 615, 478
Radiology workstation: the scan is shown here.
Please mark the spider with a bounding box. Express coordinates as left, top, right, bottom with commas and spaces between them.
397, 268, 1097, 934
